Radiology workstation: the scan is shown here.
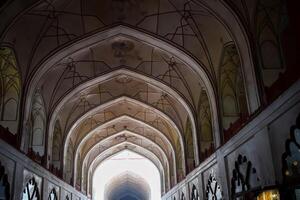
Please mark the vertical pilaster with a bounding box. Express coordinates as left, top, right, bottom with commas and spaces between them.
216, 149, 230, 200
13, 162, 24, 200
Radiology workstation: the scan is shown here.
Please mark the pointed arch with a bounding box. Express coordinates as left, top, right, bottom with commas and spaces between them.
52, 119, 62, 169
30, 90, 46, 156
77, 129, 174, 189
23, 26, 226, 165
62, 96, 186, 177
219, 43, 248, 131
197, 89, 214, 161
0, 46, 21, 134
87, 142, 168, 195
51, 70, 197, 168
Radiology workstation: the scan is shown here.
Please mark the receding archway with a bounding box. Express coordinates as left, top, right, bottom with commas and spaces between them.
104, 172, 151, 200
92, 150, 161, 200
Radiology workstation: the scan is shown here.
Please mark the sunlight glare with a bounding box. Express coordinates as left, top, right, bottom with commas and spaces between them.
92, 150, 161, 200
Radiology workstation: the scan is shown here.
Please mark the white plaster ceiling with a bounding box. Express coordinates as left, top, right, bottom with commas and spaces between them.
0, 0, 262, 195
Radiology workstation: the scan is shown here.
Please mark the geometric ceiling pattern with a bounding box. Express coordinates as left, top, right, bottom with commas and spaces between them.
2, 0, 287, 197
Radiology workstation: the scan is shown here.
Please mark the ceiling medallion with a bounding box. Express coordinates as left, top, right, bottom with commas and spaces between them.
116, 74, 132, 84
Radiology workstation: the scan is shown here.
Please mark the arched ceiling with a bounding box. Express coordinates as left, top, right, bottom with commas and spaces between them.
41, 37, 208, 175
45, 32, 212, 194
62, 98, 186, 182
2, 0, 233, 81
76, 126, 177, 188
64, 98, 184, 162
78, 131, 174, 188
36, 35, 206, 110
0, 0, 263, 197
52, 74, 189, 133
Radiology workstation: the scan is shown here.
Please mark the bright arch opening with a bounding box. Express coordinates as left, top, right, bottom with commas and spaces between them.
92, 150, 161, 200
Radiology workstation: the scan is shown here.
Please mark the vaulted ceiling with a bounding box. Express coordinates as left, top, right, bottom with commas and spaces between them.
0, 0, 277, 197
